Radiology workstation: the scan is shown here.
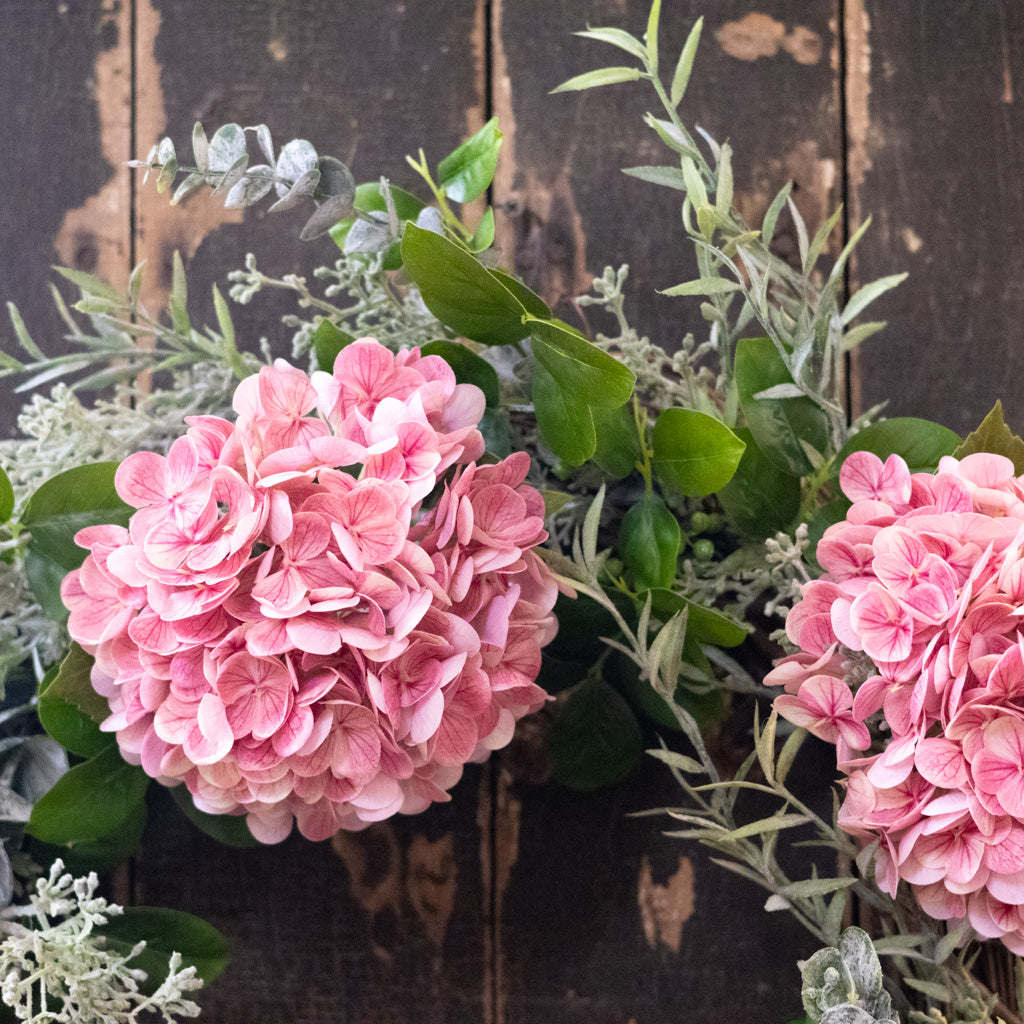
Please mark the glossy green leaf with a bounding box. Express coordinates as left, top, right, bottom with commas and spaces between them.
0, 465, 13, 524
37, 644, 112, 759
420, 340, 500, 407
651, 408, 745, 497
311, 319, 355, 372
488, 269, 550, 319
953, 400, 1024, 473
550, 66, 643, 93
469, 207, 496, 252
834, 417, 960, 475
23, 463, 132, 619
645, 0, 661, 70
531, 361, 595, 466
716, 428, 801, 537
27, 744, 149, 845
102, 907, 230, 990
619, 495, 681, 590
550, 676, 643, 790
438, 117, 502, 204
526, 317, 635, 408
401, 223, 530, 345
734, 337, 831, 477
29, 799, 147, 876
170, 785, 261, 848
591, 403, 642, 478
642, 588, 747, 647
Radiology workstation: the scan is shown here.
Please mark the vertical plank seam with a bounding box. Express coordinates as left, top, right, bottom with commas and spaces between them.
129, 0, 138, 274
837, 0, 854, 419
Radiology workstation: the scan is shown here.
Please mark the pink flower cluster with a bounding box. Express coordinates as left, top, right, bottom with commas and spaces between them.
767, 450, 1024, 953
61, 339, 558, 842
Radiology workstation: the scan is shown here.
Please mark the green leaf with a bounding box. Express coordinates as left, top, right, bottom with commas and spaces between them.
311, 319, 355, 372
651, 408, 745, 497
438, 117, 503, 204
0, 465, 13, 524
401, 223, 530, 346
622, 165, 688, 190
619, 495, 681, 590
719, 813, 810, 842
761, 181, 793, 249
734, 337, 831, 477
841, 272, 908, 325
29, 798, 147, 876
641, 588, 746, 647
207, 123, 246, 173
53, 266, 123, 304
27, 744, 149, 845
574, 27, 647, 61
670, 16, 704, 107
527, 317, 635, 409
834, 417, 960, 475
170, 785, 262, 848
37, 645, 112, 759
953, 399, 1024, 473
550, 66, 643, 93
716, 428, 801, 537
550, 676, 643, 790
591, 403, 642, 478
102, 907, 230, 990
488, 269, 550, 319
645, 0, 661, 69
660, 276, 741, 298
420, 340, 500, 407
469, 207, 496, 252
779, 877, 858, 900
23, 462, 132, 619
531, 361, 595, 466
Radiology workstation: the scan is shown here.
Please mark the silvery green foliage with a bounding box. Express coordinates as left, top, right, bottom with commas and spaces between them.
0, 861, 201, 1023
799, 927, 898, 1024
131, 122, 356, 240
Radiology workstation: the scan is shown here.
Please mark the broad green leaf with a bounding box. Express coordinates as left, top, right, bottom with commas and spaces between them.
953, 399, 1024, 473
670, 16, 704, 107
526, 317, 635, 408
591, 403, 642, 478
550, 676, 643, 790
420, 340, 500, 407
102, 907, 230, 990
531, 360, 595, 465
30, 799, 147, 876
641, 588, 747, 647
401, 223, 530, 346
619, 495, 681, 590
469, 207, 496, 252
0, 465, 13, 524
716, 428, 801, 537
550, 66, 643, 93
622, 165, 688, 190
437, 117, 502, 203
659, 276, 741, 298
734, 337, 831, 477
311, 319, 355, 372
37, 644, 112, 759
489, 269, 550, 319
651, 407, 745, 497
834, 417, 960, 475
171, 785, 261, 848
27, 744, 149, 845
23, 463, 132, 619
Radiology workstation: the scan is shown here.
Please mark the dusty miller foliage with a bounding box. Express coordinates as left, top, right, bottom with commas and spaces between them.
0, 861, 201, 1023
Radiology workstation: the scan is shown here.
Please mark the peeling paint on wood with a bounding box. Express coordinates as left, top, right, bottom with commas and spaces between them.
716, 12, 823, 65
407, 833, 457, 949
637, 854, 695, 953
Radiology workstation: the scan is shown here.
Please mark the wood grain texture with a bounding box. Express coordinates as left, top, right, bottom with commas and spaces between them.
850, 0, 1024, 434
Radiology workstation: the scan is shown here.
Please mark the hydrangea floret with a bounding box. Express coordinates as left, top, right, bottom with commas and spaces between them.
766, 449, 1024, 954
61, 338, 558, 842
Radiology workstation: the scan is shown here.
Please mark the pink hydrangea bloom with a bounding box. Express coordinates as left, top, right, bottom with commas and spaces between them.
62, 339, 559, 843
766, 449, 1024, 954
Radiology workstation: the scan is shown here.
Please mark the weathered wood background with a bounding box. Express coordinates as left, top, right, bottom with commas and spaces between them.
2, 1, 1023, 1022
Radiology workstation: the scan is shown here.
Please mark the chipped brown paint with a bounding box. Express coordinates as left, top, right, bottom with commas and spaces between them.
133, 0, 242, 312
716, 13, 823, 66
637, 855, 695, 953
407, 833, 457, 949
53, 0, 131, 288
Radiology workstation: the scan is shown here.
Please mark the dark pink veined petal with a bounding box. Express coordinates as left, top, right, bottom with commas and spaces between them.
331, 703, 382, 780
915, 736, 969, 788
849, 584, 915, 663
116, 451, 169, 507
840, 451, 912, 506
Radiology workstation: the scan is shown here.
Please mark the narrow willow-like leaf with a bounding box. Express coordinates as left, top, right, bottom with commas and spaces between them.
670, 16, 703, 106
804, 205, 843, 275
659, 276, 741, 297
762, 180, 793, 248
718, 813, 810, 842
901, 978, 951, 1002
775, 726, 807, 786
755, 706, 777, 784
840, 272, 909, 325
622, 165, 688, 190
575, 26, 647, 61
645, 0, 661, 71
788, 195, 809, 271
715, 143, 733, 217
840, 319, 887, 352
647, 748, 704, 774
550, 66, 643, 93
778, 877, 857, 900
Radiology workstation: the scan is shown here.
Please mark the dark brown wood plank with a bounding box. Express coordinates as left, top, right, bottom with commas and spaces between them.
851, 0, 1024, 435
493, 3, 842, 1021
131, 3, 491, 1021
0, 0, 132, 437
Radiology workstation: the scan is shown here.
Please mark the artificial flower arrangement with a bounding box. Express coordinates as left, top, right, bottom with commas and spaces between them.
0, 3, 1019, 1022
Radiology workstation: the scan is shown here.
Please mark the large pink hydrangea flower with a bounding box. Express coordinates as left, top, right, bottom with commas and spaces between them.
766, 449, 1024, 954
61, 339, 558, 842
